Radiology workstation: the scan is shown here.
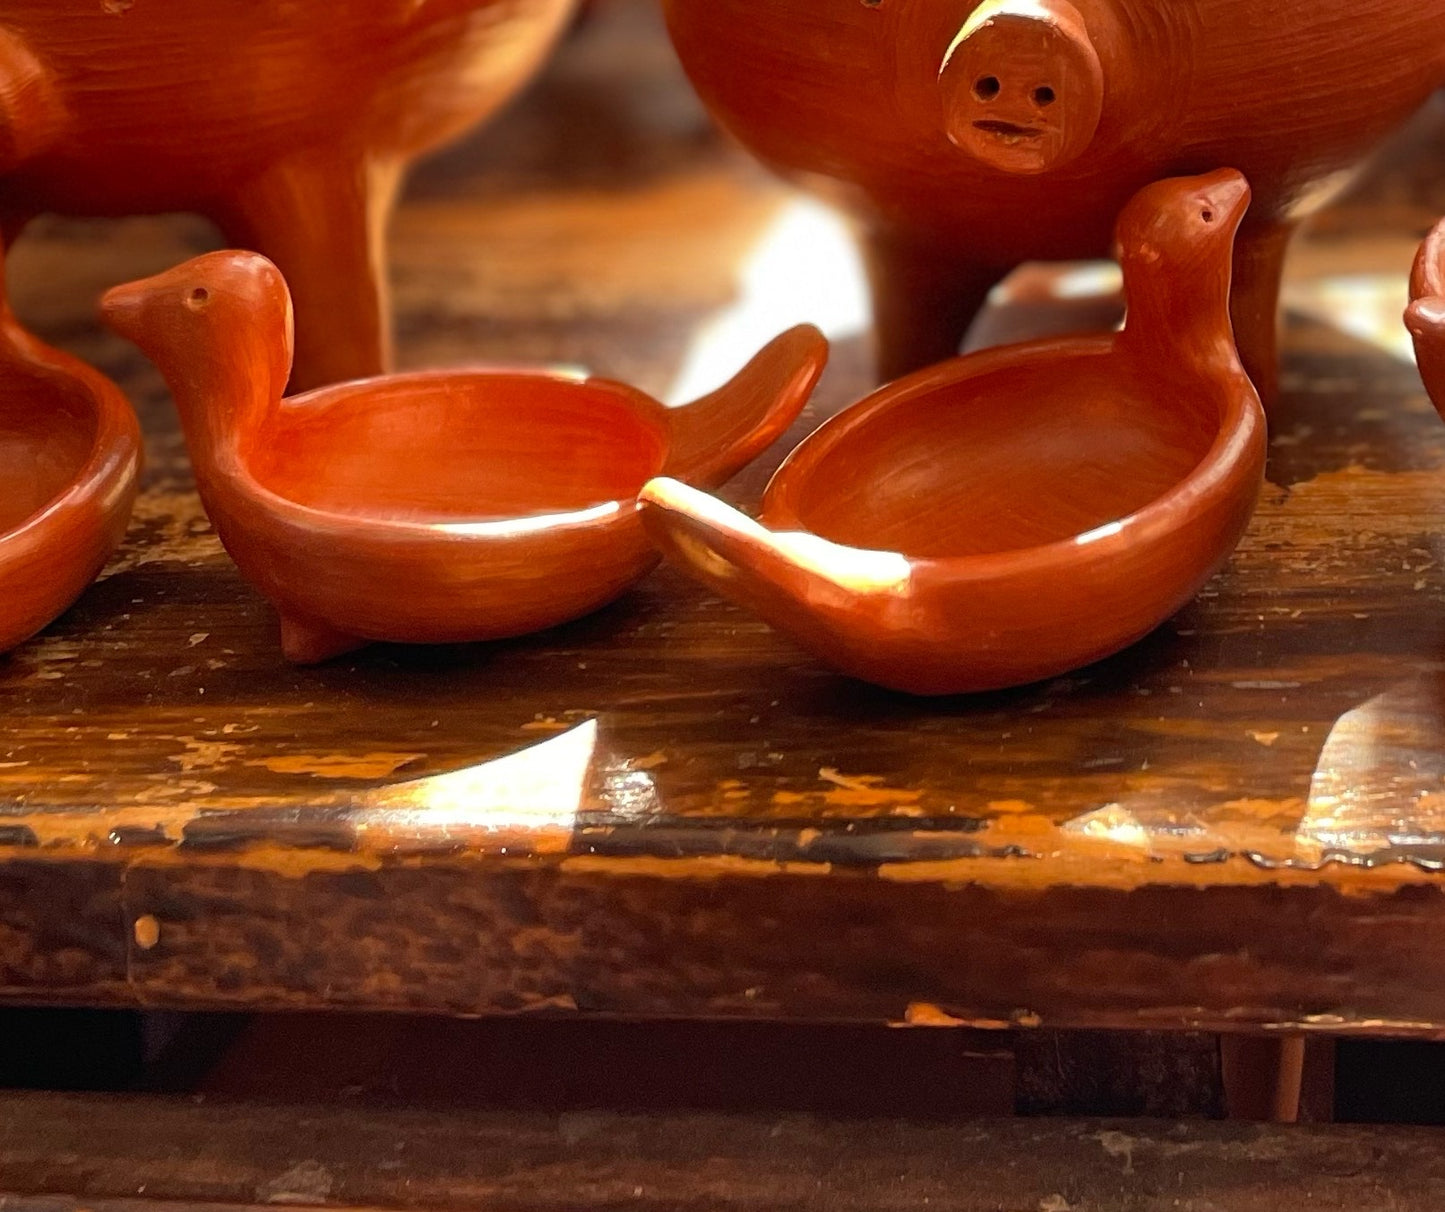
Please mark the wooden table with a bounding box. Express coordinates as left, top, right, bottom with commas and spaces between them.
5, 1, 1445, 1041
2, 1092, 1443, 1212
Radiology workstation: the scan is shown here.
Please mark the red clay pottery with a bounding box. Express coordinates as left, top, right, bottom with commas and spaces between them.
0, 245, 141, 655
1407, 221, 1445, 417
639, 170, 1266, 695
0, 0, 575, 391
662, 0, 1445, 401
100, 251, 824, 665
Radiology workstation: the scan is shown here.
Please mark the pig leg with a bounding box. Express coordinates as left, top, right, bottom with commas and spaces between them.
216, 152, 405, 393
864, 225, 1006, 383
1230, 218, 1298, 410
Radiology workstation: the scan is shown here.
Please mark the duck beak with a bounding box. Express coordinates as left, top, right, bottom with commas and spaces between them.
99, 280, 148, 347
1200, 169, 1252, 234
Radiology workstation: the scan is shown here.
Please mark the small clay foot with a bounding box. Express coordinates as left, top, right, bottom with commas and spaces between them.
278, 613, 369, 665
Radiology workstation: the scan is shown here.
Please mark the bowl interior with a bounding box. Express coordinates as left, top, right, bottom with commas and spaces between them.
250, 375, 668, 522
792, 357, 1220, 559
0, 368, 99, 533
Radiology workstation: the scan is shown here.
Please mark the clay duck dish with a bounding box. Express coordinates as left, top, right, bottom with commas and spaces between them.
1407, 220, 1445, 418
0, 247, 141, 655
640, 170, 1266, 696
100, 251, 824, 665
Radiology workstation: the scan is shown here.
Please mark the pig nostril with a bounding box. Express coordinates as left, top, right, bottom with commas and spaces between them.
1033, 86, 1056, 107
973, 76, 1001, 102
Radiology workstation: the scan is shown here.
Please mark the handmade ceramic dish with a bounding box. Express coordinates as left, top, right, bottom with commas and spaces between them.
639, 170, 1266, 695
0, 0, 575, 391
663, 0, 1445, 400
101, 251, 824, 664
0, 247, 141, 655
1407, 220, 1445, 417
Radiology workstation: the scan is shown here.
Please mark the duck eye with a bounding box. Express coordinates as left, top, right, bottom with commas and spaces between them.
185, 287, 211, 311
1200, 209, 1215, 224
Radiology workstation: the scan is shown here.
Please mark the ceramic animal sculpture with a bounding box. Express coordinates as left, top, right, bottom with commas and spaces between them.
0, 0, 576, 391
662, 0, 1445, 402
639, 170, 1266, 695
101, 250, 825, 664
0, 243, 141, 654
1407, 220, 1445, 417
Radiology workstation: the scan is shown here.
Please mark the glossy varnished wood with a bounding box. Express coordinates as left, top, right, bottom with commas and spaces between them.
3, 2, 1445, 1029
0, 1092, 1442, 1211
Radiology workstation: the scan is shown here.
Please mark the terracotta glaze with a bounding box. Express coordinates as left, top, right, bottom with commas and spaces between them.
100, 251, 824, 665
1407, 221, 1445, 419
0, 0, 576, 391
0, 245, 141, 655
662, 0, 1445, 401
639, 171, 1265, 695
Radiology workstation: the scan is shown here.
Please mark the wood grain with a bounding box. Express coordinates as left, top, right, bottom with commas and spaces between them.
0, 1092, 1441, 1212
3, 1, 1445, 1029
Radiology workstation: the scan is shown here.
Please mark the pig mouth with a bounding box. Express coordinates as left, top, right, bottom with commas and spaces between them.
972, 119, 1044, 141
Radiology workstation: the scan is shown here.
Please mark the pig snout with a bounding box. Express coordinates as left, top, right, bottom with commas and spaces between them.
939, 0, 1104, 175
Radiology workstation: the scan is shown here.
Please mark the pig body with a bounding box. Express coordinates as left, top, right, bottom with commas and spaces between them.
664, 0, 1445, 398
0, 1, 576, 389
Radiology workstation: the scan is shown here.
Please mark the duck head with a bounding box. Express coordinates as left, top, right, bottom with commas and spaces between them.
102, 250, 294, 379
102, 251, 295, 454
1117, 169, 1251, 281
939, 0, 1106, 175
1113, 169, 1251, 369
104, 252, 293, 401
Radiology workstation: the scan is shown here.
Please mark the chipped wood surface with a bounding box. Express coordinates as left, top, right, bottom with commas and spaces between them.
5, 2, 1445, 1027
0, 1092, 1442, 1212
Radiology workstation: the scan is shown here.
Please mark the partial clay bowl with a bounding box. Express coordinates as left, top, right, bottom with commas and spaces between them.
0, 255, 141, 653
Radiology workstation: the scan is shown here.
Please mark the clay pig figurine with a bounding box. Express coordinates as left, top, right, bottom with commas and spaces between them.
0, 0, 575, 391
663, 0, 1445, 401
1408, 219, 1445, 418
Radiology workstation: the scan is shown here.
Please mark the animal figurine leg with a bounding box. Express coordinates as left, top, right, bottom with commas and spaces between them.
216, 152, 404, 393
863, 225, 1006, 382
278, 612, 367, 666
1229, 218, 1298, 410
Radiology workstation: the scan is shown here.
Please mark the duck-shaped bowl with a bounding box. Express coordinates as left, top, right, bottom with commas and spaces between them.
101, 252, 825, 665
640, 170, 1266, 695
0, 251, 141, 655
1407, 220, 1445, 418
